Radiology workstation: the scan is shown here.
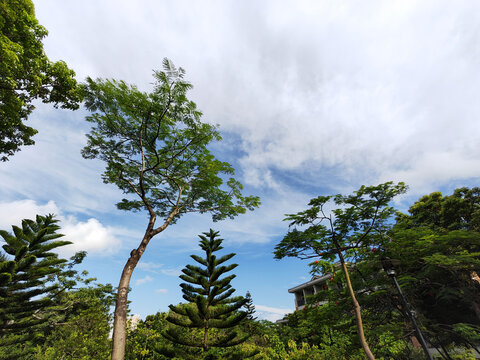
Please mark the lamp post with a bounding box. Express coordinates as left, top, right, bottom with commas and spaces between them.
381, 258, 433, 360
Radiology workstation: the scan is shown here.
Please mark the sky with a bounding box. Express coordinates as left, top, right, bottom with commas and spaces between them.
1, 0, 480, 322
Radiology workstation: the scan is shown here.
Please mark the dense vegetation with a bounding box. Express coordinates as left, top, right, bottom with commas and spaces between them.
1, 187, 479, 359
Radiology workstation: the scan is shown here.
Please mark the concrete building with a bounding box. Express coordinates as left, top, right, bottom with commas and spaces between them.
288, 273, 332, 310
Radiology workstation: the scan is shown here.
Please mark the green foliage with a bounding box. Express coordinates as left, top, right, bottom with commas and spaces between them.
82, 59, 259, 222
274, 182, 407, 268
34, 280, 115, 360
0, 217, 108, 359
126, 186, 479, 360
382, 234, 480, 353
126, 312, 170, 360
382, 188, 480, 354
0, 0, 81, 160
0, 214, 73, 358
346, 186, 480, 357
243, 291, 257, 321
274, 182, 407, 359
274, 300, 420, 360
396, 187, 480, 232
83, 59, 259, 359
161, 229, 255, 359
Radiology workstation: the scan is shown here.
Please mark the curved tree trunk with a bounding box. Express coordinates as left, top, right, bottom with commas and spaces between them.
337, 251, 376, 360
110, 207, 179, 360
111, 231, 153, 360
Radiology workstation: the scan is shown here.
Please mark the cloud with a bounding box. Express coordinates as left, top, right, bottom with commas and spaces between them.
0, 199, 122, 257
137, 262, 182, 277
60, 217, 120, 257
0, 199, 59, 229
138, 261, 164, 273
136, 275, 153, 286
222, 0, 480, 192
160, 268, 182, 277
17, 0, 480, 322
0, 106, 122, 215
255, 304, 292, 322
155, 288, 168, 294
32, 0, 480, 198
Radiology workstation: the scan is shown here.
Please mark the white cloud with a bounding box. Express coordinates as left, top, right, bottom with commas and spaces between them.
155, 288, 168, 294
137, 262, 182, 277
0, 106, 122, 215
0, 200, 122, 257
136, 275, 153, 286
224, 0, 480, 191
31, 0, 480, 197
255, 304, 292, 322
138, 261, 164, 273
380, 152, 480, 197
60, 217, 120, 257
4, 1, 475, 266
0, 199, 59, 229
160, 268, 182, 277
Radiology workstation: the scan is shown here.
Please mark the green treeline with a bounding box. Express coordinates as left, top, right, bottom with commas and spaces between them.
1, 187, 479, 359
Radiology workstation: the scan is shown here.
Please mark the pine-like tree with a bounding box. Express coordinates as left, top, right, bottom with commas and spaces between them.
0, 214, 72, 359
162, 229, 256, 359
244, 291, 257, 321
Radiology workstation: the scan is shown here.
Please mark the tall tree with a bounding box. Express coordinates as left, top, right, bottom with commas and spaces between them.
82, 60, 260, 360
0, 0, 81, 160
243, 291, 257, 321
274, 182, 407, 360
0, 214, 72, 359
162, 229, 255, 359
382, 187, 480, 357
396, 187, 480, 232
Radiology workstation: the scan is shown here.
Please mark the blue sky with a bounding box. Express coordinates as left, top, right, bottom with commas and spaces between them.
2, 0, 480, 321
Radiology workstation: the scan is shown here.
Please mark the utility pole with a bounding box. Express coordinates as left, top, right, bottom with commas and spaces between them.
381, 258, 433, 360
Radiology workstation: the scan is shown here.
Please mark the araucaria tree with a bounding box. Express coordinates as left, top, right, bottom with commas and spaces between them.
274, 182, 407, 360
162, 229, 255, 359
82, 60, 260, 360
0, 214, 72, 359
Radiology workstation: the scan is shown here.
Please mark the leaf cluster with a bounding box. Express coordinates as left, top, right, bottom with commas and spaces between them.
274, 182, 407, 266
0, 0, 81, 160
81, 59, 259, 224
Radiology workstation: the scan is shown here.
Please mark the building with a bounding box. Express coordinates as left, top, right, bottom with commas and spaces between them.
288, 273, 332, 310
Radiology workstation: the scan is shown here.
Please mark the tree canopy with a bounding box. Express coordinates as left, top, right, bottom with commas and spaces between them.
0, 0, 81, 160
82, 59, 259, 360
161, 229, 254, 359
82, 59, 259, 222
276, 186, 480, 359
0, 215, 73, 359
274, 182, 407, 360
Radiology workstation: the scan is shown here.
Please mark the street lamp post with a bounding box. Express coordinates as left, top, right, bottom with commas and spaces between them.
381, 258, 433, 360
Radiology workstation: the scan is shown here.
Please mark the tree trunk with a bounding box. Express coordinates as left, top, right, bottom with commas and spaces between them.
110, 207, 178, 360
202, 322, 209, 351
111, 231, 153, 360
337, 251, 376, 360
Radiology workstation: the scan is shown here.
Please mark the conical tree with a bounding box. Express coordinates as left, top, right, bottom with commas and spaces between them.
162, 229, 256, 359
0, 214, 72, 359
244, 291, 257, 321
